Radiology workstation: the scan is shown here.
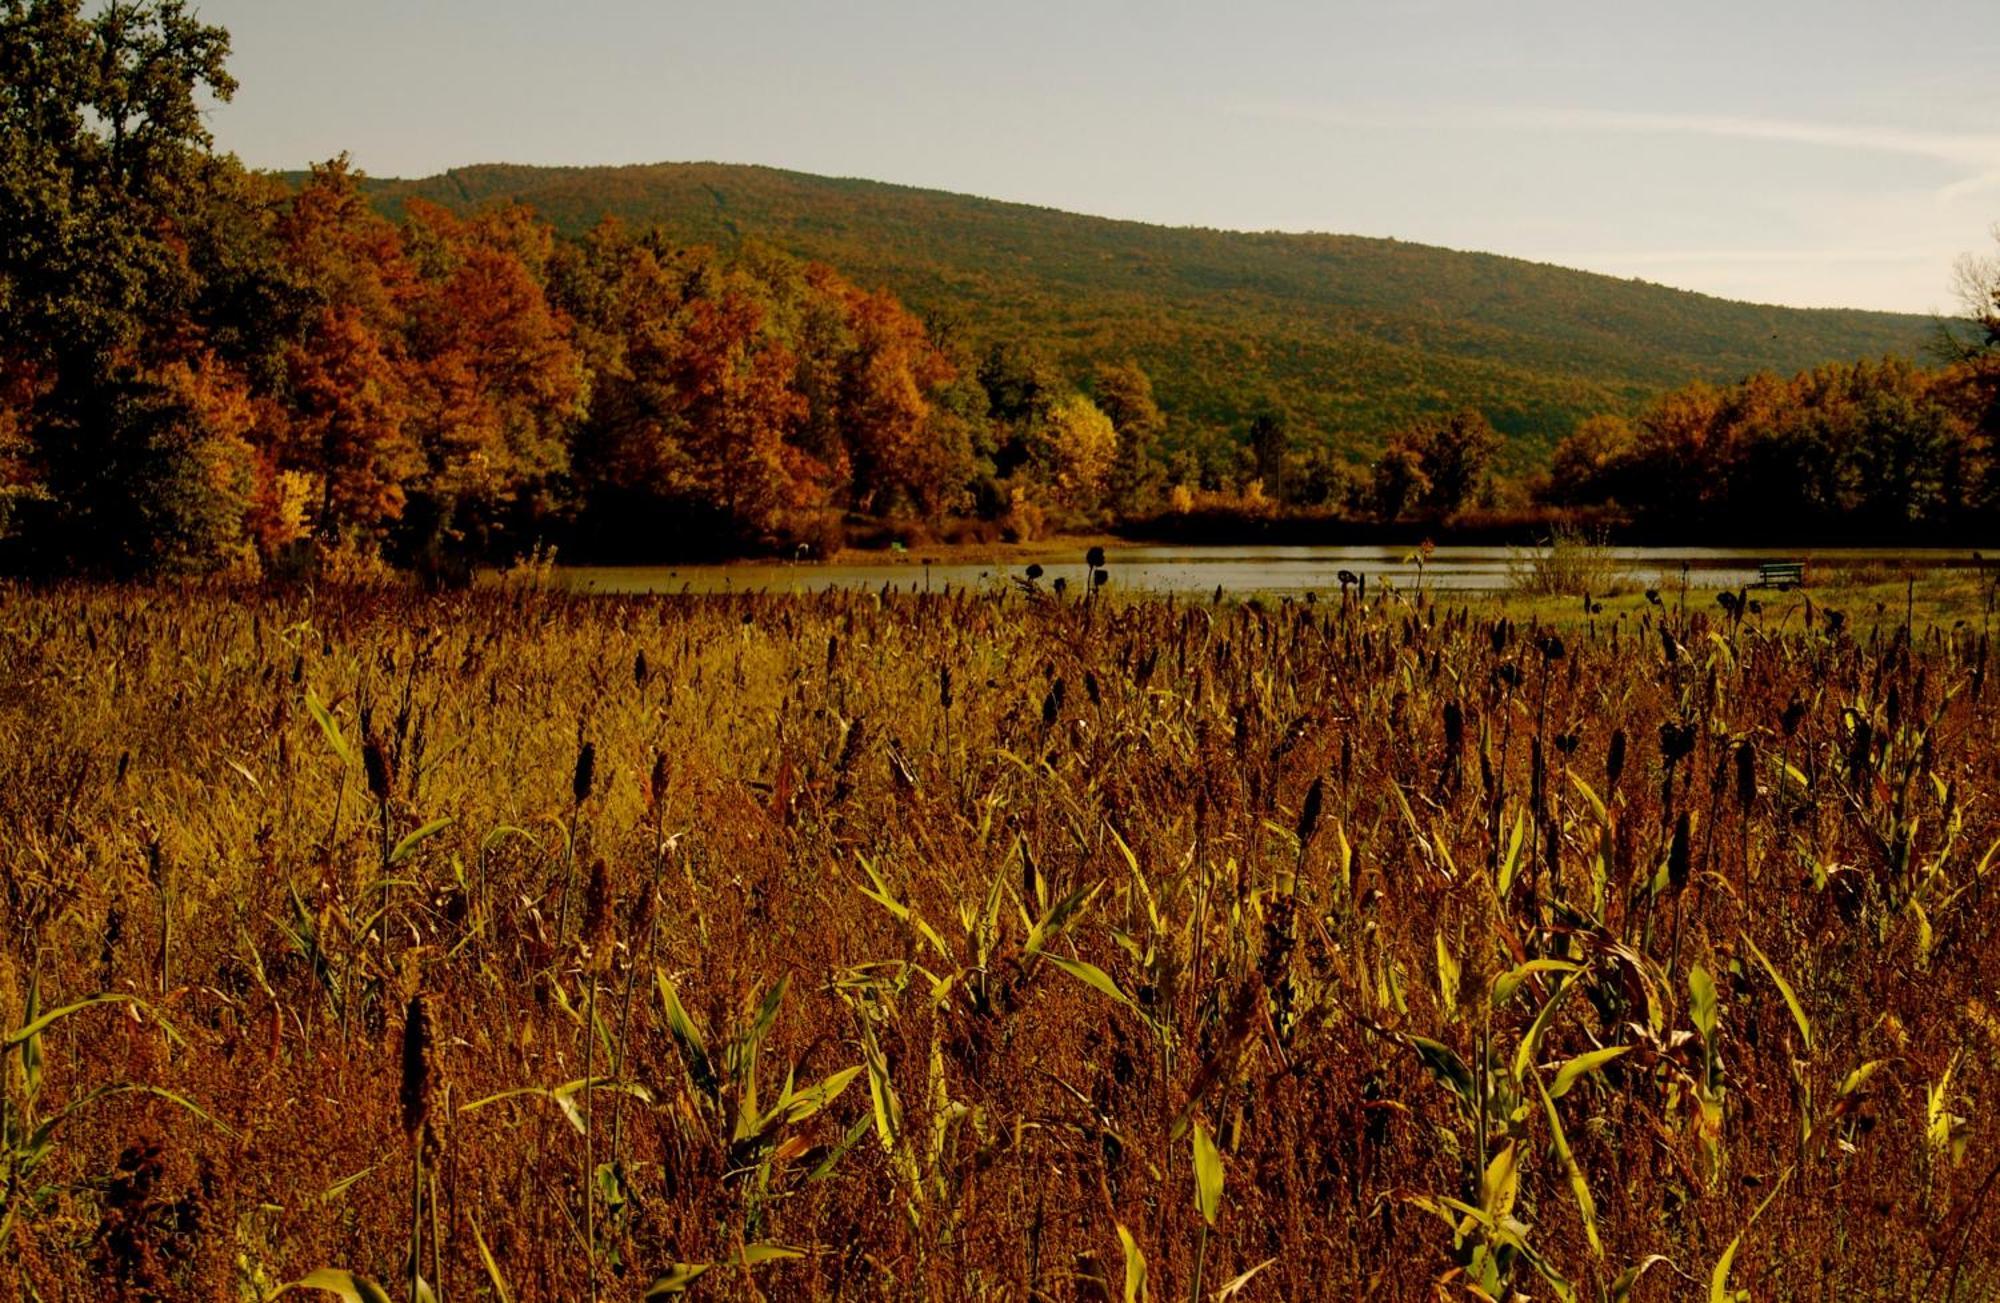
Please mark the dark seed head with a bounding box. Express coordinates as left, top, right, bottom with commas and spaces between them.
399, 994, 433, 1138
1296, 776, 1325, 848
646, 750, 670, 812
1780, 696, 1806, 737
1848, 717, 1874, 782
1668, 812, 1692, 892
363, 735, 394, 804
572, 740, 596, 806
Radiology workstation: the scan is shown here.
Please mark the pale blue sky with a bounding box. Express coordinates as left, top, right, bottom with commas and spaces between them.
193, 0, 2000, 313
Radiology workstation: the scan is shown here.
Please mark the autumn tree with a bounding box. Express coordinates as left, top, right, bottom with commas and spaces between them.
266, 159, 418, 547
566, 238, 823, 553
1547, 358, 1993, 538
398, 199, 585, 558
833, 283, 972, 517
666, 288, 817, 538
1546, 413, 1635, 505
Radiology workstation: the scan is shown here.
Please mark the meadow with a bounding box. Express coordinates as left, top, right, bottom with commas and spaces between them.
5, 573, 2000, 1300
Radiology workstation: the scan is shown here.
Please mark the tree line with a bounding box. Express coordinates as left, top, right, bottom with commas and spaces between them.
1539, 348, 2000, 541
0, 1, 1180, 576
5, 1, 1997, 578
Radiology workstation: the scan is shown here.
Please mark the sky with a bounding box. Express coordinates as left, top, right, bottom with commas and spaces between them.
191, 0, 2000, 315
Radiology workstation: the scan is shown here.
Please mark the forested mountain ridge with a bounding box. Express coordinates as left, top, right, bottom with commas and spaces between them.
351, 161, 1934, 458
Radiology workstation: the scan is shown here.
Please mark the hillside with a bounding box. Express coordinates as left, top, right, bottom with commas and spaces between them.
352, 161, 1934, 463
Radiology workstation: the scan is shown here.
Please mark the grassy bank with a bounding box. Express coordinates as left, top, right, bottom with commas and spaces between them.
4, 582, 2000, 1298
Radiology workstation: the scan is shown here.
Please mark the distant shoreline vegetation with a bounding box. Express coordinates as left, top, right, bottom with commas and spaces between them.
3, 2, 1998, 581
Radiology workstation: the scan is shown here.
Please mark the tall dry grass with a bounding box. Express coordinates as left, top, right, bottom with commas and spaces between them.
1, 578, 1998, 1299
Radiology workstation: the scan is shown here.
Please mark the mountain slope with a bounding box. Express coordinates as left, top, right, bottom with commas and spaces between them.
352, 161, 1934, 462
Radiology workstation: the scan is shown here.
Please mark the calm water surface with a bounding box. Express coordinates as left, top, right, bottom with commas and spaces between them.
552, 545, 1983, 597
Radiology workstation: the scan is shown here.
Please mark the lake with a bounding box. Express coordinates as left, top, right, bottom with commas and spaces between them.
547, 544, 1985, 597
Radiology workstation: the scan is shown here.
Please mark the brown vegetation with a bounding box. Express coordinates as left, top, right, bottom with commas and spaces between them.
5, 579, 2000, 1299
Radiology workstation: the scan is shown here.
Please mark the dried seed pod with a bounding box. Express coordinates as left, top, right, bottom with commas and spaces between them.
363, 735, 394, 803
400, 994, 433, 1139
646, 750, 670, 813
572, 739, 596, 806
1296, 775, 1324, 849
1668, 812, 1692, 893
1780, 696, 1806, 737
1848, 717, 1874, 784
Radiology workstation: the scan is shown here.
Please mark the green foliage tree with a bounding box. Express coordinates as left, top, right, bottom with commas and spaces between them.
0, 0, 250, 571
1371, 439, 1430, 522
1286, 443, 1366, 510
1414, 409, 1502, 514
1368, 409, 1499, 520
1248, 405, 1291, 500
1092, 361, 1168, 515
0, 0, 235, 365
1031, 393, 1118, 515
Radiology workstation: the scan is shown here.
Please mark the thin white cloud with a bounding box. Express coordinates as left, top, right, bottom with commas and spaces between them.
1558, 248, 1937, 267
1503, 108, 2000, 170
1938, 168, 2000, 204
1218, 99, 1999, 309
1230, 101, 2000, 205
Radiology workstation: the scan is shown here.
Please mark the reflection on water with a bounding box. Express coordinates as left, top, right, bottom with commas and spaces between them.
550, 545, 1981, 597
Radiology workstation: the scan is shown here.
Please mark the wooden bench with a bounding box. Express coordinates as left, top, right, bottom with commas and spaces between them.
1756, 561, 1805, 590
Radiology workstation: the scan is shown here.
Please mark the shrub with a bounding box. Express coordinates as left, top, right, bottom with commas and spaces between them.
1504, 523, 1630, 596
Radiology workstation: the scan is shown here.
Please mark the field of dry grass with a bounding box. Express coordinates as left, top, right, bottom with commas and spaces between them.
5, 577, 2000, 1300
